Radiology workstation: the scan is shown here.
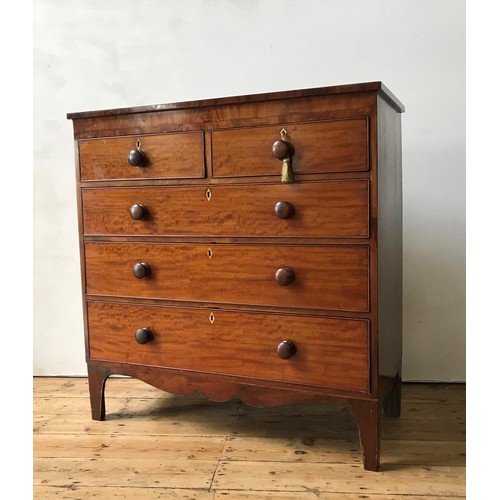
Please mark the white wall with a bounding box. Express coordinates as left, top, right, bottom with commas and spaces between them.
33, 0, 465, 380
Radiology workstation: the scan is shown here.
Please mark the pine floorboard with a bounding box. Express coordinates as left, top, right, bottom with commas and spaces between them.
33, 377, 465, 499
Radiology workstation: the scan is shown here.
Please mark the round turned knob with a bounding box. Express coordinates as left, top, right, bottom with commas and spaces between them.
272, 139, 295, 160
275, 267, 295, 286
129, 203, 148, 220
277, 340, 297, 359
128, 149, 147, 167
135, 327, 153, 344
274, 201, 294, 219
133, 262, 151, 279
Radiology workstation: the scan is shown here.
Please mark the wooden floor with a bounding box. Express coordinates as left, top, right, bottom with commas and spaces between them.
34, 377, 465, 499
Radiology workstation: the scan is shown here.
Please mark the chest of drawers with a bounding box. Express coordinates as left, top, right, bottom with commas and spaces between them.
68, 81, 404, 471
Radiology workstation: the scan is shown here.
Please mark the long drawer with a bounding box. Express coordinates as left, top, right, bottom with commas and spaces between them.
79, 131, 205, 181
82, 180, 369, 238
88, 302, 370, 392
85, 243, 369, 312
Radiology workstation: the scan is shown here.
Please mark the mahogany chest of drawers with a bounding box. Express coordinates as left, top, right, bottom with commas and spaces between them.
68, 81, 404, 471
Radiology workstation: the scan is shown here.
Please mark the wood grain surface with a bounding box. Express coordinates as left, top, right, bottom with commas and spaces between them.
84, 243, 370, 312
70, 92, 378, 140
82, 180, 369, 238
376, 95, 403, 379
79, 131, 205, 181
211, 118, 369, 177
87, 302, 370, 392
34, 377, 464, 499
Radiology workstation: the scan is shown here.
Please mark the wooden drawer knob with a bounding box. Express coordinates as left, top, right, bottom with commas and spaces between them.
133, 262, 151, 279
135, 327, 153, 344
275, 267, 295, 286
128, 149, 148, 167
272, 139, 295, 161
274, 201, 294, 219
277, 340, 297, 359
129, 203, 148, 220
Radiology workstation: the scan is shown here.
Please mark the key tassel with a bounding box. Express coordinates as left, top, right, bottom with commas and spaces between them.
281, 157, 294, 183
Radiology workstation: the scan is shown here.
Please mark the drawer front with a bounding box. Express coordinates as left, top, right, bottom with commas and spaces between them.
85, 243, 369, 312
79, 131, 205, 181
88, 302, 370, 392
82, 180, 369, 238
211, 118, 368, 178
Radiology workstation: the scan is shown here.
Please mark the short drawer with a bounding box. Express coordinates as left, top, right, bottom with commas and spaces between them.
211, 118, 369, 178
79, 131, 205, 181
85, 243, 369, 312
82, 180, 369, 238
88, 302, 370, 392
